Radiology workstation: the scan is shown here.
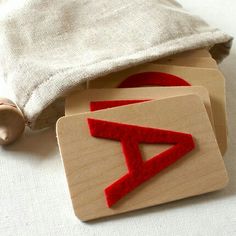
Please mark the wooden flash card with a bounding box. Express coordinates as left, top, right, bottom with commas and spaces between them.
153, 57, 217, 68
65, 86, 214, 129
152, 48, 216, 68
166, 48, 211, 58
57, 95, 228, 221
88, 64, 227, 155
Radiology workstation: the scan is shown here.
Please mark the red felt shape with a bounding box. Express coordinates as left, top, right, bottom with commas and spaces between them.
87, 118, 195, 207
90, 99, 150, 111
118, 72, 191, 88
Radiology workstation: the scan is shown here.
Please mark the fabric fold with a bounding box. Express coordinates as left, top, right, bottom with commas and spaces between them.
0, 0, 233, 128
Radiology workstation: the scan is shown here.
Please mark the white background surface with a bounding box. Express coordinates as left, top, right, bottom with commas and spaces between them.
0, 1, 236, 235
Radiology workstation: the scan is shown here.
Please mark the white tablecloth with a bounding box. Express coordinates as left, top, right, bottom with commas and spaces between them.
0, 1, 235, 235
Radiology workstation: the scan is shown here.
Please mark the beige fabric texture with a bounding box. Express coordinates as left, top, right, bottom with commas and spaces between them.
0, 0, 232, 128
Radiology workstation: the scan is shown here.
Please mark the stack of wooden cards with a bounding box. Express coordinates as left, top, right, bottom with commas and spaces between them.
57, 49, 228, 221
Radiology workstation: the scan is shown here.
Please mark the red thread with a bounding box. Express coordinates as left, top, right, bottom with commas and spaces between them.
118, 72, 191, 88
87, 118, 195, 207
90, 100, 150, 111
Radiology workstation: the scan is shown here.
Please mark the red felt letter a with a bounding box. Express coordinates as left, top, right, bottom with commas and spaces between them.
87, 118, 195, 207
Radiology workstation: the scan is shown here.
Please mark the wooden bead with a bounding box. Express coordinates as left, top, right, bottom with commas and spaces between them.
0, 98, 25, 145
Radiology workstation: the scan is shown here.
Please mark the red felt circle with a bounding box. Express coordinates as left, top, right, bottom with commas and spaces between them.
118, 72, 191, 88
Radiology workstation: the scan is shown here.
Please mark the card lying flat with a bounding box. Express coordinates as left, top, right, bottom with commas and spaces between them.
57, 95, 228, 221
65, 86, 214, 130
168, 48, 211, 58
89, 64, 227, 155
151, 48, 216, 68
153, 57, 217, 68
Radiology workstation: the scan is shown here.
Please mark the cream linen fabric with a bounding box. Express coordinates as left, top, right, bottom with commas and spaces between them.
0, 0, 232, 128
